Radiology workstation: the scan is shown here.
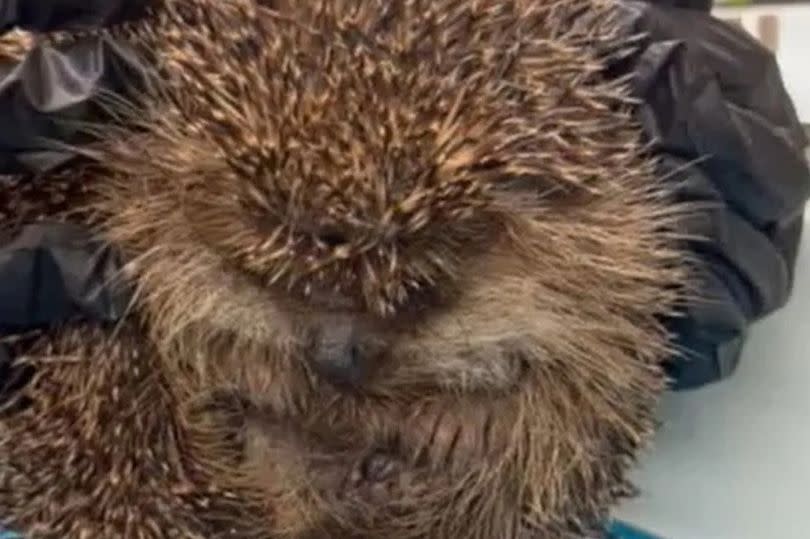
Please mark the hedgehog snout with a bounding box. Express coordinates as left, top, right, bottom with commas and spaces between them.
307, 315, 387, 390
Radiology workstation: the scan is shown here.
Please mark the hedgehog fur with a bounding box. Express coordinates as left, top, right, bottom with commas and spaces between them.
0, 1, 691, 538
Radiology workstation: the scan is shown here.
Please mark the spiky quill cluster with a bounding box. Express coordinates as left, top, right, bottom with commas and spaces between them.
0, 1, 692, 538
92, 0, 662, 317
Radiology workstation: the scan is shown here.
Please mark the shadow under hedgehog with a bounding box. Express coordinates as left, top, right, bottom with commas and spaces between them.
0, 0, 695, 537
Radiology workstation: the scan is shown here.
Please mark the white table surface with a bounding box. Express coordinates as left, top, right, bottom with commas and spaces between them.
613, 213, 810, 538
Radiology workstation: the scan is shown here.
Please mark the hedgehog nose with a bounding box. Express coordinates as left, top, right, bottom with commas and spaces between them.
309, 318, 376, 390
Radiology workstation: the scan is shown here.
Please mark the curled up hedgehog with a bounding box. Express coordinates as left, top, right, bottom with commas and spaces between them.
0, 0, 694, 537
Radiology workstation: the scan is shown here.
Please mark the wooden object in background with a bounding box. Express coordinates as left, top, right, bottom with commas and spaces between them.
714, 8, 782, 53
756, 14, 780, 52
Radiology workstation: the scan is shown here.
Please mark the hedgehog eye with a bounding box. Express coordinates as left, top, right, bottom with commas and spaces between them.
319, 233, 348, 248
314, 227, 349, 249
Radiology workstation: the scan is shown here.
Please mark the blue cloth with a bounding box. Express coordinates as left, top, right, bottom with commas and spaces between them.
608, 520, 665, 539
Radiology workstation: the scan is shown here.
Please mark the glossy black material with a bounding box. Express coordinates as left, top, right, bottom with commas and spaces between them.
0, 222, 128, 332
0, 0, 149, 33
615, 0, 810, 388
0, 26, 147, 175
0, 1, 147, 388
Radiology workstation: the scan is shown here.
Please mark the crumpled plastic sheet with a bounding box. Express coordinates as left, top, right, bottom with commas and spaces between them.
0, 222, 129, 333
0, 0, 147, 34
0, 32, 147, 175
615, 1, 810, 387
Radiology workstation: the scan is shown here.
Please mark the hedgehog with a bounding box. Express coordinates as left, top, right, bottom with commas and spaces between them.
0, 1, 691, 538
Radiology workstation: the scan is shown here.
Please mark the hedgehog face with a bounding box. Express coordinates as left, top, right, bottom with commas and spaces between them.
85, 0, 686, 536
96, 0, 680, 396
